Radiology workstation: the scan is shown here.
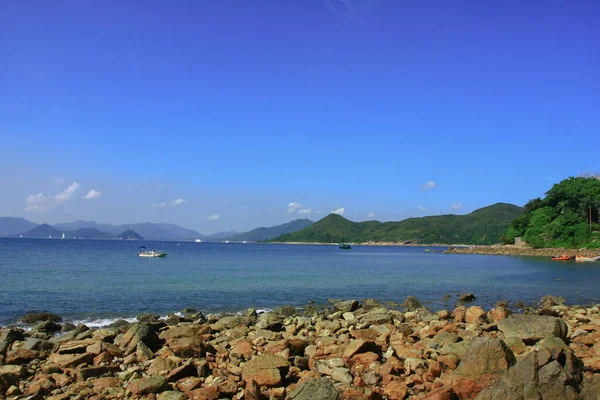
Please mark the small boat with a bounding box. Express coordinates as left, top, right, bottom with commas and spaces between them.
551, 254, 573, 261
61, 233, 66, 239
339, 243, 352, 250
194, 239, 203, 243
575, 256, 600, 262
138, 246, 167, 258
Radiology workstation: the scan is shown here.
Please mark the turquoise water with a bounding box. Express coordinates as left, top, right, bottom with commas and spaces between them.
1, 238, 600, 326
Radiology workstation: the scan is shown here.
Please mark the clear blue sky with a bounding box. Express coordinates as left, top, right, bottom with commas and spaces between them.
1, 0, 599, 233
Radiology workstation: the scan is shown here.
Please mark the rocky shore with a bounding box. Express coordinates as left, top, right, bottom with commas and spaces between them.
1, 297, 600, 400
444, 245, 600, 258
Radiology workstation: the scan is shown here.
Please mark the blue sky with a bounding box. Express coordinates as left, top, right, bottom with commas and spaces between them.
1, 0, 599, 233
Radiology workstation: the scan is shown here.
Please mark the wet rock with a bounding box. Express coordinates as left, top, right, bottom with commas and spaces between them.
20, 312, 62, 324
242, 354, 289, 387
34, 320, 62, 333
497, 314, 568, 343
459, 293, 476, 302
286, 377, 339, 400
401, 296, 423, 311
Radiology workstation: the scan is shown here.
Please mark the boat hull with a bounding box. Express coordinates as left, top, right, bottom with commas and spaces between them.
138, 252, 167, 258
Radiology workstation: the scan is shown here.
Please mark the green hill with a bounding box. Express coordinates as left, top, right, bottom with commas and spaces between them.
502, 176, 600, 248
271, 203, 524, 245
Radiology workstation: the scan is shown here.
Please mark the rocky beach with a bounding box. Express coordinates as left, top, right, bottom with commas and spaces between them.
1, 296, 600, 400
444, 245, 600, 258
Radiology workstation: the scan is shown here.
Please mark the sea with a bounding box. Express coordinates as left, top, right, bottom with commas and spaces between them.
1, 238, 600, 327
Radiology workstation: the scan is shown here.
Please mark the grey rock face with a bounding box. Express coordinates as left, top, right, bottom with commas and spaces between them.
497, 314, 568, 342
286, 377, 339, 400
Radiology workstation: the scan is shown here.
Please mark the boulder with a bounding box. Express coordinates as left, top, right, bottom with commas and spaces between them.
342, 339, 379, 361
451, 337, 516, 399
147, 357, 178, 376
459, 293, 476, 302
475, 340, 583, 400
121, 323, 159, 354
159, 325, 209, 358
0, 328, 25, 355
6, 348, 39, 365
127, 376, 168, 396
286, 377, 339, 400
242, 354, 289, 387
497, 314, 568, 343
334, 300, 359, 313
465, 306, 486, 325
158, 391, 188, 400
255, 312, 284, 331
0, 365, 27, 389
211, 315, 253, 331
20, 312, 62, 324
580, 375, 600, 400
401, 296, 423, 311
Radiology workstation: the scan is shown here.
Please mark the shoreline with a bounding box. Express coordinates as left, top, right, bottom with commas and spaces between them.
1, 297, 599, 399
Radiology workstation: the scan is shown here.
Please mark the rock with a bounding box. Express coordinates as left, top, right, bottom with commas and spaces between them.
580, 375, 600, 400
286, 377, 339, 400
475, 343, 583, 400
0, 328, 25, 355
122, 323, 160, 355
34, 320, 62, 333
489, 306, 512, 323
23, 338, 55, 353
159, 325, 209, 358
127, 376, 168, 396
334, 300, 359, 313
6, 348, 39, 365
188, 386, 220, 400
242, 354, 289, 387
92, 377, 120, 392
465, 306, 486, 325
255, 312, 284, 331
502, 336, 526, 355
20, 312, 62, 324
0, 365, 27, 388
48, 352, 94, 368
331, 367, 353, 384
459, 293, 476, 302
148, 357, 178, 376
158, 391, 188, 400
212, 315, 253, 331
342, 339, 379, 361
497, 314, 568, 343
401, 296, 423, 311
451, 337, 516, 399
383, 380, 408, 400
452, 306, 466, 323
315, 358, 345, 376
359, 312, 392, 326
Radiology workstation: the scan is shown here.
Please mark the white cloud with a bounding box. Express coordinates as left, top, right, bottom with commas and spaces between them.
367, 212, 375, 218
207, 214, 220, 221
83, 189, 102, 200
152, 198, 185, 208
288, 202, 303, 213
418, 205, 427, 211
298, 208, 313, 215
451, 202, 463, 210
421, 181, 437, 190
331, 207, 345, 215
55, 182, 80, 201
171, 198, 185, 207
24, 193, 53, 213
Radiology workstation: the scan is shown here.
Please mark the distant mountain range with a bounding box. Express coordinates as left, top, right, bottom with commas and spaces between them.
230, 219, 313, 241
0, 217, 314, 241
271, 203, 524, 245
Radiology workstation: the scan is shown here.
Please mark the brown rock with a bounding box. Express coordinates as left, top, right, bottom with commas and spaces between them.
231, 340, 254, 360
242, 354, 289, 387
243, 379, 262, 400
451, 307, 466, 323
343, 340, 380, 361
351, 329, 380, 341
48, 352, 94, 368
92, 377, 120, 392
128, 376, 168, 396
188, 386, 220, 400
176, 376, 203, 392
376, 356, 404, 377
451, 337, 515, 399
383, 380, 407, 400
465, 306, 486, 325
166, 361, 197, 382
5, 348, 39, 365
148, 357, 178, 376
24, 376, 55, 396
489, 306, 512, 323
420, 385, 455, 400
349, 352, 380, 369
93, 351, 113, 365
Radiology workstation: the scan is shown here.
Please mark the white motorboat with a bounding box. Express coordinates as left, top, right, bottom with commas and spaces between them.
138, 246, 167, 258
194, 239, 203, 243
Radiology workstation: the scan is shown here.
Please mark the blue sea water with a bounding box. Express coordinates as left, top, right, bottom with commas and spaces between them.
1, 238, 600, 326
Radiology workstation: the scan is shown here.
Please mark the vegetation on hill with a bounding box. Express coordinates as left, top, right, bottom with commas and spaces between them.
232, 219, 313, 241
115, 230, 144, 240
272, 203, 523, 245
502, 177, 600, 249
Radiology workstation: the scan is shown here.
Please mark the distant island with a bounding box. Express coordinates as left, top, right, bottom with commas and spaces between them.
270, 203, 524, 245
115, 230, 144, 240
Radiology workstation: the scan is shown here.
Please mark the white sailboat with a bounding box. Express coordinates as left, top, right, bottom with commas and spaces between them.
61, 233, 66, 239
20, 234, 23, 238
